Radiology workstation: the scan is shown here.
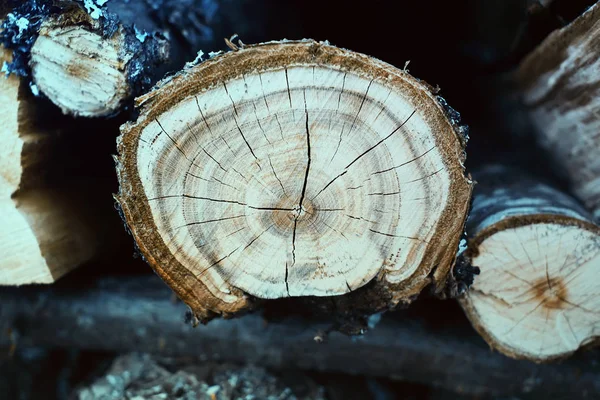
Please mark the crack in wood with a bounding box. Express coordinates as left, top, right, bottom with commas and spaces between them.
284, 67, 292, 109
213, 177, 240, 191
197, 245, 242, 277
285, 261, 290, 296
181, 215, 246, 229
399, 167, 443, 184
345, 109, 416, 170
149, 194, 246, 206
222, 82, 260, 162
348, 79, 373, 135
313, 109, 417, 202
242, 225, 273, 252
367, 191, 401, 196
371, 146, 436, 176
195, 96, 214, 136
268, 154, 288, 196
291, 90, 312, 266
252, 100, 271, 144
155, 118, 201, 170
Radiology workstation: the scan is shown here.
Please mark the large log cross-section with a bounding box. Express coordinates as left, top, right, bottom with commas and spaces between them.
116, 40, 472, 322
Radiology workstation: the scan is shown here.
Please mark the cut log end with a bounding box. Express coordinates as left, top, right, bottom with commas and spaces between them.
460, 166, 600, 362
29, 6, 168, 118
116, 40, 472, 321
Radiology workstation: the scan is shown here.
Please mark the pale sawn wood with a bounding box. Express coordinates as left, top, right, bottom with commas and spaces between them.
460, 165, 600, 362
0, 46, 103, 285
28, 2, 168, 117
116, 40, 472, 321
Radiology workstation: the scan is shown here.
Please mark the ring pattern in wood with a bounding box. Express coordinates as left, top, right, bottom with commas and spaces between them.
116, 40, 472, 320
460, 166, 600, 362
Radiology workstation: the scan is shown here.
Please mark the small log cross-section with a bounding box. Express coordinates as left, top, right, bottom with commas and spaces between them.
517, 1, 600, 219
116, 40, 472, 321
28, 3, 168, 117
460, 165, 600, 362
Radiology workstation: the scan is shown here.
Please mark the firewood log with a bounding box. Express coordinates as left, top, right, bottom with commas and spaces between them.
26, 1, 168, 117
460, 165, 600, 362
0, 47, 93, 284
3, 0, 258, 118
0, 45, 124, 285
115, 40, 473, 323
517, 1, 600, 219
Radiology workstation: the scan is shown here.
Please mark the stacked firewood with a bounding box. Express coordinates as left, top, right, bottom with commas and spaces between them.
1, 0, 599, 365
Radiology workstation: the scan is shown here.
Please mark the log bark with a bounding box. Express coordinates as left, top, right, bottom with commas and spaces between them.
115, 40, 473, 323
517, 1, 600, 220
2, 275, 600, 398
3, 0, 261, 118
460, 165, 600, 362
0, 45, 120, 285
26, 1, 168, 117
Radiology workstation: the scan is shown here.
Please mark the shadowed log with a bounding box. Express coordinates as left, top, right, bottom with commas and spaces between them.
517, 1, 600, 219
460, 165, 600, 362
116, 40, 473, 323
27, 1, 168, 117
3, 0, 260, 118
0, 46, 108, 284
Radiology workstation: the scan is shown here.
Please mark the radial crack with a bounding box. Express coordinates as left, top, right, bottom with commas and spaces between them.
345, 109, 416, 169
268, 155, 288, 196
291, 91, 312, 266
285, 262, 290, 296
223, 82, 259, 161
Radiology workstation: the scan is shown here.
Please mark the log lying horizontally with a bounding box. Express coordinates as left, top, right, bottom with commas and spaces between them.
3, 0, 249, 118
460, 165, 600, 362
27, 1, 168, 117
517, 1, 600, 220
0, 49, 103, 285
2, 275, 600, 398
116, 40, 473, 323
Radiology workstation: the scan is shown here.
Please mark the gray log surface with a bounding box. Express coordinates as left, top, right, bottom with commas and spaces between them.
1, 275, 599, 398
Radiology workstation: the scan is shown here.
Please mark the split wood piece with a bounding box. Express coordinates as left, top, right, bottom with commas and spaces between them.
0, 46, 105, 285
116, 40, 472, 322
517, 1, 600, 220
28, 2, 168, 117
460, 165, 600, 362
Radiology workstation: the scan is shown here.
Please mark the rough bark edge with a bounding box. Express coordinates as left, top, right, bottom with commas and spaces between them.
517, 1, 599, 93
459, 213, 600, 363
115, 39, 473, 322
1, 0, 168, 117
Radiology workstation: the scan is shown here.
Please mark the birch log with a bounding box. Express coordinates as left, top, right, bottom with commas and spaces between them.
460, 165, 600, 362
26, 2, 168, 117
7, 0, 240, 118
517, 1, 600, 220
116, 40, 473, 323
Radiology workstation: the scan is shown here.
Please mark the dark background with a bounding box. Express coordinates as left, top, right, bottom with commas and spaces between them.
1, 0, 599, 399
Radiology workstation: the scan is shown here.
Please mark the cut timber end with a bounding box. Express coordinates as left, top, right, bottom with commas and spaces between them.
460, 165, 600, 362
116, 40, 472, 321
29, 7, 167, 117
0, 46, 106, 285
517, 2, 600, 220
